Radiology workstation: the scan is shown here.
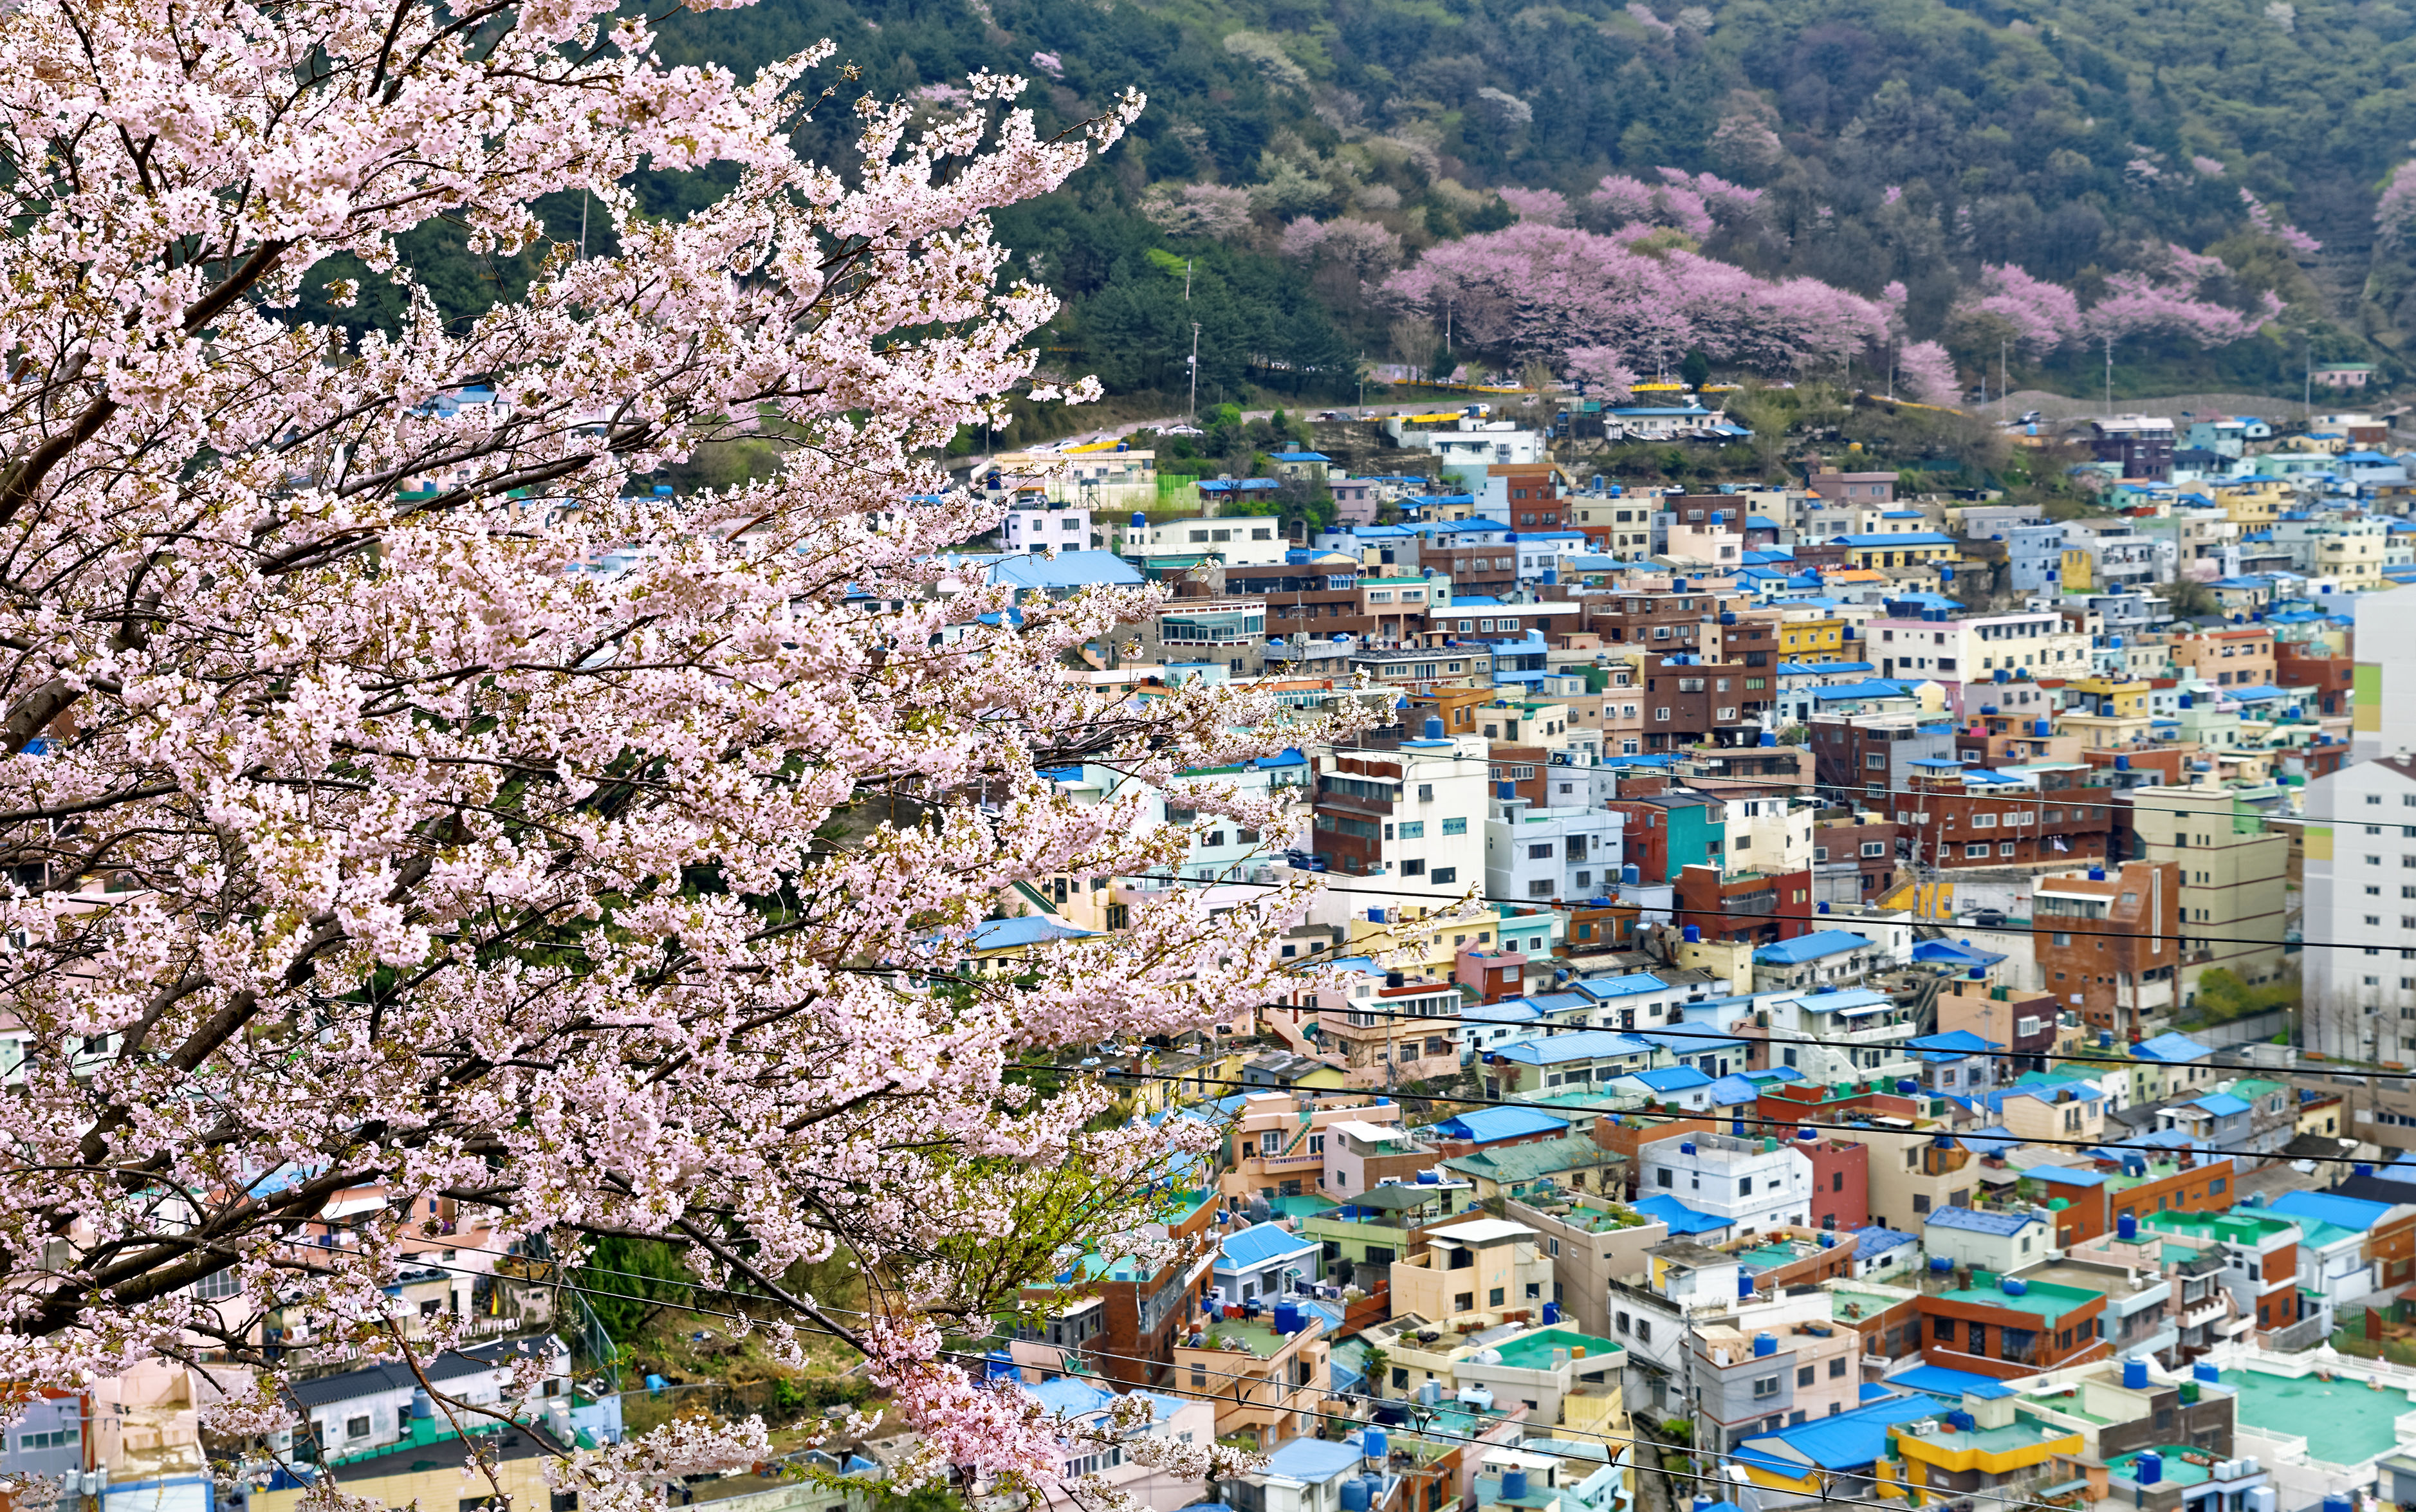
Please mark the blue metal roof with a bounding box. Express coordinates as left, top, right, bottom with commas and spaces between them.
1708, 1074, 1763, 1106
1849, 1225, 1917, 1255
2191, 1093, 2253, 1117
1924, 1205, 2038, 1235
1889, 1365, 2017, 1401
1634, 1194, 1729, 1235
1755, 930, 1880, 966
2026, 1165, 2108, 1188
1579, 972, 1674, 999
1492, 1030, 1657, 1065
1262, 1438, 1367, 1482
1623, 1066, 1715, 1093
987, 551, 1147, 591
1905, 1030, 2002, 1056
970, 916, 1096, 950
2132, 1031, 2215, 1063
1731, 1397, 1944, 1475
1830, 532, 1960, 547
1910, 940, 2009, 970
2269, 1190, 2392, 1233
1431, 1107, 1571, 1143
1219, 1222, 1319, 1269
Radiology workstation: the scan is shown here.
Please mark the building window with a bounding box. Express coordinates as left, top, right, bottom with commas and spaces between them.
1753, 1376, 1779, 1399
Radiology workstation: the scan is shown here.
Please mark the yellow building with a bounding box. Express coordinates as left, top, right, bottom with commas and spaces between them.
1882, 1395, 2085, 1495
2059, 546, 2094, 593
1780, 614, 1848, 662
1836, 534, 1960, 572
2213, 479, 2285, 529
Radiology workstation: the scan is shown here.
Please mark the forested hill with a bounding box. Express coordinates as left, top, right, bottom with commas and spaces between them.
356, 0, 2416, 410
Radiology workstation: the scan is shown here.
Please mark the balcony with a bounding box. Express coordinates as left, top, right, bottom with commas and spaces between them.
2181, 1296, 2227, 1329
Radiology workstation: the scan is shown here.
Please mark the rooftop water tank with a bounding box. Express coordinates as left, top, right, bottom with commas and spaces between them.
2117, 1213, 2138, 1240
2089, 867, 2107, 881
1736, 1272, 1755, 1299
1929, 1255, 1951, 1273
1761, 730, 1776, 746
1622, 864, 1641, 886
1272, 1300, 1302, 1334
1542, 1301, 1563, 1325
1753, 1332, 1778, 1357
1683, 925, 1701, 943
1896, 1078, 1919, 1095
1363, 1429, 1388, 1464
2003, 1278, 2029, 1297
1425, 715, 1445, 739
2123, 1359, 2149, 1390
2136, 1453, 2162, 1486
1131, 511, 1147, 527
2194, 1362, 2221, 1384
1342, 1479, 1372, 1512
1502, 1471, 1529, 1501
2116, 754, 2130, 770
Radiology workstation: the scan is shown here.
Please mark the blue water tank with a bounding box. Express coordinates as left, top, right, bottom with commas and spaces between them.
986, 1349, 1019, 1381
2003, 1278, 2029, 1297
2137, 1453, 2163, 1486
1370, 907, 1387, 923
2179, 693, 2193, 708
2123, 1359, 2149, 1390
2117, 1213, 2138, 1240
1502, 1471, 1529, 1501
1731, 1119, 1748, 1137
1342, 1479, 1372, 1512
1498, 781, 1517, 799
1819, 1231, 1834, 1248
1680, 1141, 1697, 1154
410, 1390, 434, 1421
2357, 1163, 2375, 1177
1542, 1302, 1562, 1325
1799, 1126, 1819, 1141
1417, 1169, 1439, 1184
1425, 715, 1445, 739
1946, 1410, 1975, 1432
2099, 1030, 2114, 1049
653, 483, 675, 497
2194, 1362, 2221, 1384
1736, 1271, 1754, 1298
1895, 1078, 1919, 1095
1760, 730, 1777, 746
1818, 901, 1831, 914
1753, 1332, 1778, 1357
2088, 867, 2107, 881
1622, 864, 1641, 886
2034, 719, 2052, 736
1131, 511, 1147, 527
2116, 754, 2131, 770
1683, 925, 1701, 943
2324, 1494, 2352, 1512
1273, 1300, 1302, 1334
1929, 1255, 1951, 1273
1363, 1429, 1388, 1463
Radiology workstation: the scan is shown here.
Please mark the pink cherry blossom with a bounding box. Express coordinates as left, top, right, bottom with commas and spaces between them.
1383, 222, 1888, 372
1895, 341, 1960, 405
0, 0, 1334, 1497
2241, 189, 2322, 254
1944, 263, 2085, 359
1562, 345, 1639, 400
1499, 187, 1573, 225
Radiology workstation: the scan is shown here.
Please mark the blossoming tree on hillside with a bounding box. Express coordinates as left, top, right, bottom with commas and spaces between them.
0, 0, 1300, 1502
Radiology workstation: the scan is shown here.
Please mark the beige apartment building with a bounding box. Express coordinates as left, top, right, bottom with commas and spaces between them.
2124, 782, 2290, 997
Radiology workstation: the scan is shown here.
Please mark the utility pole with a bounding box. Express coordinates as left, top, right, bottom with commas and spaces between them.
2304, 330, 2313, 418
1188, 322, 1201, 425
2103, 335, 2114, 418
1185, 259, 1193, 303
2000, 338, 2010, 420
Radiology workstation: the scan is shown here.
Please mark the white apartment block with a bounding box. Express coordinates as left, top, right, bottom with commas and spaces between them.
1483, 799, 1627, 903
2303, 754, 2416, 1061
2354, 589, 2416, 761
1636, 1133, 1815, 1236
1001, 503, 1095, 553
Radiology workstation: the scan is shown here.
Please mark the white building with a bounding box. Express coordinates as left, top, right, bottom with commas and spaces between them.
2301, 753, 2416, 1060
1483, 798, 1627, 904
1001, 501, 1094, 553
2354, 588, 2416, 761
1719, 795, 1813, 874
1308, 732, 1491, 906
1120, 515, 1290, 566
1636, 1133, 1813, 1237
1867, 608, 2092, 712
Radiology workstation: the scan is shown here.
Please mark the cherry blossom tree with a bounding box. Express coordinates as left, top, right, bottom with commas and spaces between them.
1942, 263, 2085, 360
1383, 223, 1888, 373
1895, 342, 1962, 405
1562, 346, 1639, 400
1498, 187, 1573, 225
0, 0, 1305, 1502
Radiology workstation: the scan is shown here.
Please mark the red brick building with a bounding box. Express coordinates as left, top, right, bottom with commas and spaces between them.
1804, 1138, 1870, 1231
2276, 642, 2355, 717
2032, 861, 2182, 1035
1674, 863, 1813, 948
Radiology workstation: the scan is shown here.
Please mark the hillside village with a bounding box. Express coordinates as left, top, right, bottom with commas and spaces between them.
48, 391, 2416, 1512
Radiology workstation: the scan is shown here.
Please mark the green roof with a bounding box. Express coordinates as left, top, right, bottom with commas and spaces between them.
1933, 1277, 2102, 1322
1442, 1132, 1624, 1186
1482, 1326, 1625, 1371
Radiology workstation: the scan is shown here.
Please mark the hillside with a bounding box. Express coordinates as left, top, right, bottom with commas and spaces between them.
323, 0, 2416, 422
